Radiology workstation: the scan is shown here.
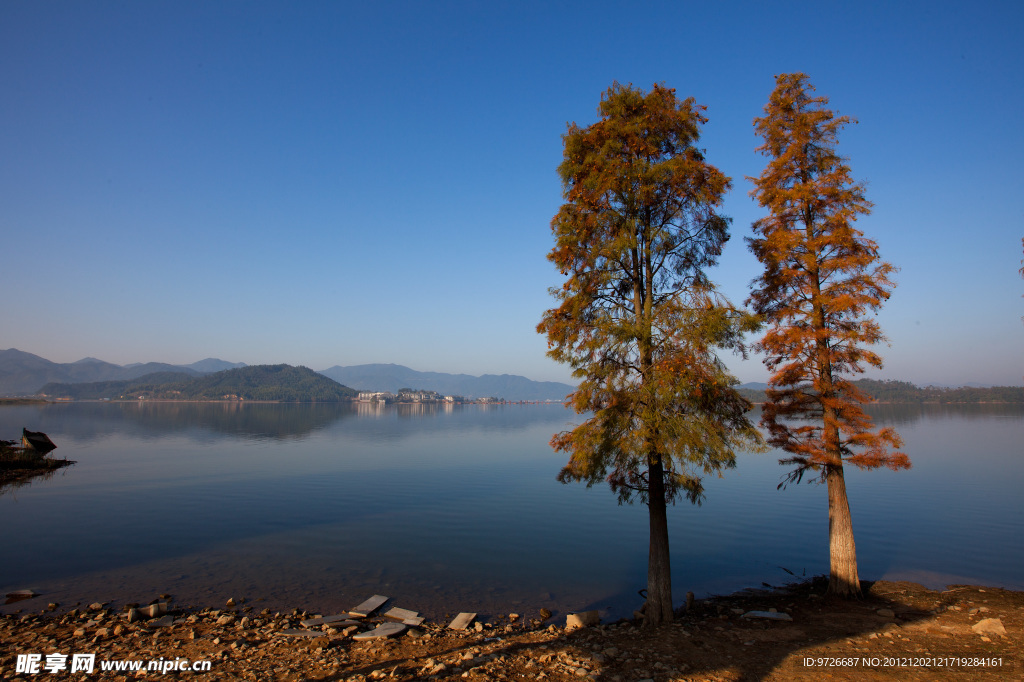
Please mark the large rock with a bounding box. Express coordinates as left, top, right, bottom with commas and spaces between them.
971, 618, 1006, 636
566, 610, 600, 630
148, 615, 175, 628
138, 603, 168, 618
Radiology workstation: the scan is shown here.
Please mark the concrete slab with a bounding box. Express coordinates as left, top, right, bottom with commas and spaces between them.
448, 612, 477, 630
276, 629, 327, 638
350, 594, 388, 617
352, 622, 406, 640
384, 607, 418, 620
300, 614, 358, 627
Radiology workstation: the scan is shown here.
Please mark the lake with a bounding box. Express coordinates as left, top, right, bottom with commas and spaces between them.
1, 401, 1021, 621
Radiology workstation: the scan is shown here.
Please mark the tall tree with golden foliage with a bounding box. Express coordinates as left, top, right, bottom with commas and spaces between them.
539, 83, 763, 625
747, 73, 910, 598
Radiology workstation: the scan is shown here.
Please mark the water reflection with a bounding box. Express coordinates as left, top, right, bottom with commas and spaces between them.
0, 463, 75, 497
0, 401, 579, 444
0, 401, 357, 442
0, 402, 1020, 621
864, 402, 1024, 425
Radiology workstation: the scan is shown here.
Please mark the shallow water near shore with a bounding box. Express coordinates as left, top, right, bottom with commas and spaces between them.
1, 402, 1021, 620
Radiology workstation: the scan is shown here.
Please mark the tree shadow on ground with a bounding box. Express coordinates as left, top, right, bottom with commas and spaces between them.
316, 578, 1014, 681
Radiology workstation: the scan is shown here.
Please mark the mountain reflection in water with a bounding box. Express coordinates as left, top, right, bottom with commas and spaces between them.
0, 402, 1021, 621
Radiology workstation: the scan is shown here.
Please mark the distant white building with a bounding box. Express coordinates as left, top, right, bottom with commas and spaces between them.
397, 390, 441, 402
358, 391, 396, 403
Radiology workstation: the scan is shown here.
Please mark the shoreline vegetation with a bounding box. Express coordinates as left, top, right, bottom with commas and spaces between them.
36, 365, 359, 403
1, 578, 1018, 681
6, 369, 1024, 405
737, 379, 1024, 405
28, 365, 558, 404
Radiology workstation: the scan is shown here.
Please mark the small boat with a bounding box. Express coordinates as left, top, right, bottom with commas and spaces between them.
21, 428, 56, 456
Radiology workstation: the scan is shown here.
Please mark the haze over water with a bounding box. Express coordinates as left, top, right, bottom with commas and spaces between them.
1, 402, 1021, 621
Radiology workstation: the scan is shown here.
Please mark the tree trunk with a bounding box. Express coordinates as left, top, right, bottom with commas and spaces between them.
806, 217, 862, 600
826, 462, 862, 598
645, 453, 673, 626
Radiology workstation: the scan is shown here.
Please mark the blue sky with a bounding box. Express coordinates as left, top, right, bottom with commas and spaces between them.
1, 1, 1021, 386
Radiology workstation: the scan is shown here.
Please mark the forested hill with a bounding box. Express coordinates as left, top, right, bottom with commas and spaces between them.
737, 379, 1024, 404
38, 365, 358, 402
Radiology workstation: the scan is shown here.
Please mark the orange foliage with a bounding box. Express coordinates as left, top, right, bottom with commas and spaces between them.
747, 73, 910, 484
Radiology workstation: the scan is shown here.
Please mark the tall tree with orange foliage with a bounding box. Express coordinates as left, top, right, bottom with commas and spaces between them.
539, 83, 763, 625
747, 73, 910, 598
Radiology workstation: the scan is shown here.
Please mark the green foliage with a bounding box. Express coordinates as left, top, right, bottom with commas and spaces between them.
540, 82, 767, 625
38, 365, 357, 402
38, 372, 193, 400
855, 379, 1024, 404
539, 82, 764, 507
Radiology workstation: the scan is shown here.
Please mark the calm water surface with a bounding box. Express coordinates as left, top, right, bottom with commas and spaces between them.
1, 402, 1021, 620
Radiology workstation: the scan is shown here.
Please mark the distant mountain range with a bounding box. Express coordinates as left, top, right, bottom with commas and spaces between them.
38, 365, 357, 402
0, 350, 574, 401
318, 363, 575, 401
6, 349, 1018, 404
0, 349, 245, 396
128, 358, 247, 374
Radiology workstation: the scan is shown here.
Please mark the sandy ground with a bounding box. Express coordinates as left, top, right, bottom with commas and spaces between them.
2, 579, 1020, 681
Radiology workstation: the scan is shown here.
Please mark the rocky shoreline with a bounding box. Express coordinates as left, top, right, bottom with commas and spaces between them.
2, 579, 1020, 680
